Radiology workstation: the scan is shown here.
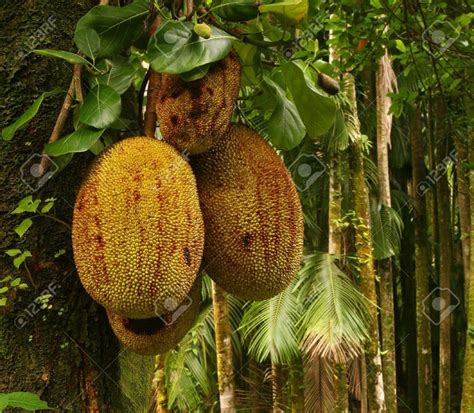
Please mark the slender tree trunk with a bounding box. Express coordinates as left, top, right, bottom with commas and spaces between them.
436, 102, 453, 413
272, 363, 285, 413
461, 96, 474, 412
375, 50, 398, 412
153, 355, 169, 413
345, 73, 386, 412
212, 281, 237, 413
410, 106, 434, 413
0, 2, 155, 411
289, 359, 304, 413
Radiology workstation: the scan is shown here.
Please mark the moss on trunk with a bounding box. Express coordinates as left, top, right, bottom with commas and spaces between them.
0, 1, 154, 411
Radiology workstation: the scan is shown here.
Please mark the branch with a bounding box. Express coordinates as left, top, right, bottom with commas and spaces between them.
39, 66, 80, 176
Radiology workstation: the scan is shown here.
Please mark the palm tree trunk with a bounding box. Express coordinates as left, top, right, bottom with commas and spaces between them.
375, 49, 398, 412
410, 106, 433, 413
272, 363, 285, 412
460, 96, 474, 411
436, 101, 453, 413
344, 73, 386, 412
289, 359, 304, 413
153, 355, 169, 413
212, 281, 237, 413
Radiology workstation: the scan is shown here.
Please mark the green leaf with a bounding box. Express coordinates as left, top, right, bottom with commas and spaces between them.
179, 64, 211, 81
79, 84, 121, 129
282, 62, 336, 139
74, 28, 101, 60
213, 0, 269, 21
13, 251, 32, 269
5, 249, 21, 257
259, 0, 308, 25
32, 49, 89, 65
0, 392, 50, 411
10, 278, 21, 287
88, 58, 138, 94
263, 77, 306, 150
75, 0, 149, 58
395, 39, 406, 52
41, 202, 55, 214
11, 196, 41, 214
233, 42, 262, 86
0, 287, 8, 294
0, 297, 6, 307
15, 219, 33, 238
147, 21, 234, 74
45, 128, 105, 157
0, 276, 12, 283
2, 89, 62, 141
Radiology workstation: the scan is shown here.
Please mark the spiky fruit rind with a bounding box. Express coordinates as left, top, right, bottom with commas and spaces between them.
156, 51, 241, 155
73, 137, 204, 318
192, 124, 304, 300
107, 278, 202, 355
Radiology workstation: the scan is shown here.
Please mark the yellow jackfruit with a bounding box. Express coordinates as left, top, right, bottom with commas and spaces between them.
107, 278, 202, 355
192, 124, 304, 300
72, 137, 204, 318
155, 51, 241, 155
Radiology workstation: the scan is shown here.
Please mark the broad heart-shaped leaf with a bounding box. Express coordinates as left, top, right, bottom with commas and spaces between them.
87, 57, 137, 95
79, 85, 121, 129
282, 62, 336, 139
32, 49, 89, 65
74, 28, 101, 60
0, 392, 50, 411
259, 0, 308, 25
45, 128, 105, 156
147, 21, 234, 74
2, 89, 62, 141
263, 77, 306, 150
75, 0, 149, 58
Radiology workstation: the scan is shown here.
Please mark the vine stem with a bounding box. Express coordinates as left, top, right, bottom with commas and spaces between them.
39, 64, 82, 176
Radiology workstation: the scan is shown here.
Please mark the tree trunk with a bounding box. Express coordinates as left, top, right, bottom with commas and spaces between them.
375, 50, 398, 413
436, 102, 453, 413
461, 95, 474, 412
289, 359, 304, 413
212, 281, 237, 413
0, 2, 155, 411
345, 73, 386, 412
410, 106, 434, 413
153, 355, 169, 413
271, 363, 285, 413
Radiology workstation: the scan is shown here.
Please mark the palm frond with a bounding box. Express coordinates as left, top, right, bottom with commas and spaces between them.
370, 197, 404, 260
297, 253, 371, 363
304, 355, 335, 413
240, 282, 301, 364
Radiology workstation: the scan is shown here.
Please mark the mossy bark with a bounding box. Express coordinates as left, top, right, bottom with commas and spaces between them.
461, 96, 474, 412
345, 73, 386, 412
410, 106, 434, 413
436, 101, 453, 413
0, 2, 154, 411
